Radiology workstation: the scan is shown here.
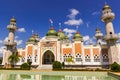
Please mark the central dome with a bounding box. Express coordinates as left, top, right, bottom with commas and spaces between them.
46, 27, 58, 36
58, 29, 67, 40
73, 31, 83, 41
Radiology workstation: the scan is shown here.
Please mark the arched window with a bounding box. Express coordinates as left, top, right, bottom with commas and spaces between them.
85, 55, 91, 62
94, 55, 100, 62
75, 54, 82, 62
102, 54, 109, 62
34, 55, 38, 62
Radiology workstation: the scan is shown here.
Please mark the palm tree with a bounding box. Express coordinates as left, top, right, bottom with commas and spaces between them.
8, 53, 21, 68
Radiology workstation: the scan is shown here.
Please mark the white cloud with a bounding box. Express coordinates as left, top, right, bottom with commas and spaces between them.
63, 28, 76, 34
15, 36, 18, 39
64, 19, 83, 26
83, 35, 90, 41
41, 36, 46, 40
4, 37, 8, 42
67, 9, 79, 19
92, 11, 100, 15
18, 28, 26, 33
64, 8, 83, 26
0, 46, 5, 54
0, 40, 3, 44
15, 40, 23, 46
63, 28, 76, 38
83, 36, 96, 45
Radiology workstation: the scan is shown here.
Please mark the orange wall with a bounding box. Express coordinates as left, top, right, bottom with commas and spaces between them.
63, 48, 72, 54
75, 43, 82, 54
22, 51, 25, 57
27, 46, 33, 55
84, 49, 90, 55
34, 49, 37, 55
93, 48, 99, 55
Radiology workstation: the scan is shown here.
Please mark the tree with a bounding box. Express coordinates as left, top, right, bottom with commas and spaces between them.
20, 63, 30, 70
52, 61, 62, 70
0, 58, 2, 64
8, 53, 21, 68
111, 62, 120, 72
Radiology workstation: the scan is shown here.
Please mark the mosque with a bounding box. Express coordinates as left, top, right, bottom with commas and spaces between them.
2, 4, 120, 69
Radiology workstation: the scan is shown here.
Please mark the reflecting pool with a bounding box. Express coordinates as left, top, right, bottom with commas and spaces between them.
0, 71, 119, 80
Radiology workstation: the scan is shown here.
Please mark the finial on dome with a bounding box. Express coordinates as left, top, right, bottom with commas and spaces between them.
105, 1, 107, 5
59, 23, 61, 28
76, 26, 79, 31
49, 19, 53, 26
102, 2, 111, 10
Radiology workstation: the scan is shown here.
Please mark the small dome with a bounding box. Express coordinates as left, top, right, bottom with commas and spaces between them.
73, 31, 82, 41
10, 17, 16, 22
58, 29, 66, 40
102, 4, 111, 10
46, 27, 58, 36
29, 37, 36, 41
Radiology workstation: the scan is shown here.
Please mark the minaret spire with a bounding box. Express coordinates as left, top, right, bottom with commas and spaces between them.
3, 17, 18, 65
101, 4, 119, 64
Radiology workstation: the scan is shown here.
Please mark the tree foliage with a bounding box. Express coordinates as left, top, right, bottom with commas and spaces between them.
66, 57, 74, 64
8, 54, 21, 68
111, 62, 120, 72
20, 63, 30, 70
52, 61, 62, 70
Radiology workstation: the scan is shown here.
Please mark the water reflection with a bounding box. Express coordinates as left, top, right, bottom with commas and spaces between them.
0, 73, 118, 80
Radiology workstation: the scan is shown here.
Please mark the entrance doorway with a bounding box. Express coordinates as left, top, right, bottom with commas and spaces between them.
42, 50, 55, 64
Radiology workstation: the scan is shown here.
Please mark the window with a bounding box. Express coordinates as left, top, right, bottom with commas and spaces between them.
27, 55, 32, 63
75, 54, 82, 62
94, 55, 100, 62
102, 54, 109, 62
21, 57, 25, 62
85, 55, 91, 62
34, 55, 38, 62
110, 32, 112, 34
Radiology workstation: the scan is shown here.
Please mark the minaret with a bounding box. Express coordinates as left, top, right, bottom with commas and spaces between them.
101, 4, 119, 64
95, 28, 103, 45
4, 17, 17, 64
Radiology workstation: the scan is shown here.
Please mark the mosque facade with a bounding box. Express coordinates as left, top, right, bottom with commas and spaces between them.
2, 4, 120, 69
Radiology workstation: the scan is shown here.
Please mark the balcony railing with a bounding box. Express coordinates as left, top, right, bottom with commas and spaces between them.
104, 34, 119, 40
4, 41, 17, 46
7, 25, 17, 30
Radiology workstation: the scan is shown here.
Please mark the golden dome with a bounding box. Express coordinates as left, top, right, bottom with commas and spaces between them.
102, 4, 111, 10
10, 17, 16, 22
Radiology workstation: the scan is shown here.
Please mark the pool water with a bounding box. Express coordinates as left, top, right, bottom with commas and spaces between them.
0, 71, 119, 80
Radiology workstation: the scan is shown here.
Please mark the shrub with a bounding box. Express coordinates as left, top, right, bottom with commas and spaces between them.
62, 62, 65, 69
52, 61, 62, 70
20, 63, 30, 70
111, 62, 120, 72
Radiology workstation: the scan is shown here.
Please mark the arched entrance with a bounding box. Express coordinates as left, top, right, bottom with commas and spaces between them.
42, 50, 55, 64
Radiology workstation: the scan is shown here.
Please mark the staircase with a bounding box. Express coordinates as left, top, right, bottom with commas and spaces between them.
37, 65, 52, 69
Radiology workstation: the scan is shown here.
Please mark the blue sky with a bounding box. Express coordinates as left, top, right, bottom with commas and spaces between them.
0, 0, 120, 55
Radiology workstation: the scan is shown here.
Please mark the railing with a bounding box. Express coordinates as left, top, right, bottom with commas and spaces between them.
4, 41, 17, 46
104, 34, 119, 40
7, 25, 17, 30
